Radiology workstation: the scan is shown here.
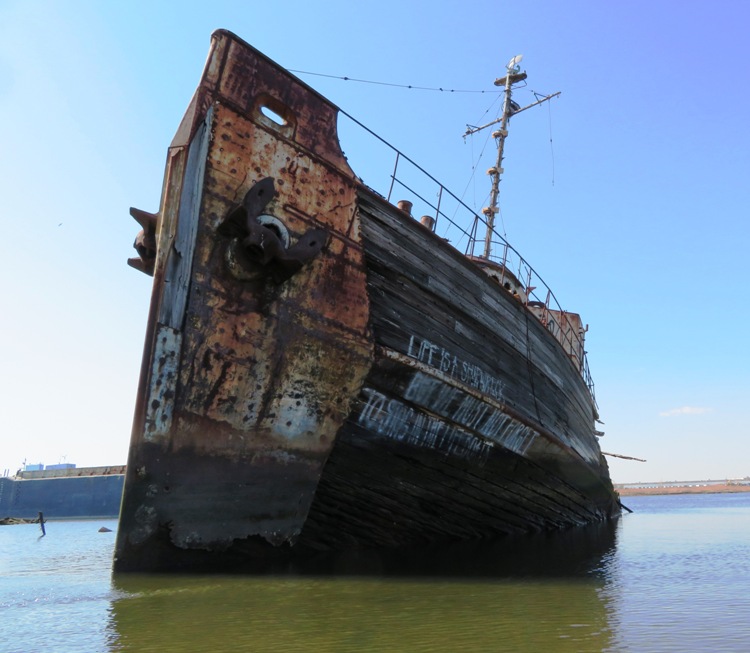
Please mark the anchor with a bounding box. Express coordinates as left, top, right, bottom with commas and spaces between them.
218, 177, 328, 283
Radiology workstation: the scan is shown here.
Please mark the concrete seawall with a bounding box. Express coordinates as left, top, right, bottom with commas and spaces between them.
0, 473, 124, 520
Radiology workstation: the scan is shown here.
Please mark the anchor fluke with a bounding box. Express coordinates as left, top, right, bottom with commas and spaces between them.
128, 207, 158, 276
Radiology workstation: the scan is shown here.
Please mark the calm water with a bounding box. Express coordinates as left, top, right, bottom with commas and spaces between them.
1, 493, 749, 652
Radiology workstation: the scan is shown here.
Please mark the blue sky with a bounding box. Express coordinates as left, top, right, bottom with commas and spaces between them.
1, 0, 748, 483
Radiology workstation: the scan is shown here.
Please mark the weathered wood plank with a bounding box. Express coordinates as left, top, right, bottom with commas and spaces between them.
159, 110, 212, 329
302, 188, 616, 547
358, 203, 601, 463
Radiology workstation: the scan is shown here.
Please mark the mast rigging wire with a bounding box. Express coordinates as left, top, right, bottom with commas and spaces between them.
532, 90, 558, 187
290, 69, 496, 94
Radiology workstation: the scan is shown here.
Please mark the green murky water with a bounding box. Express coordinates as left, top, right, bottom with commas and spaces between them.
2, 494, 749, 652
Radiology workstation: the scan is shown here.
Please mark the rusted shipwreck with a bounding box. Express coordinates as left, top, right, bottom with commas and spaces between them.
114, 30, 619, 571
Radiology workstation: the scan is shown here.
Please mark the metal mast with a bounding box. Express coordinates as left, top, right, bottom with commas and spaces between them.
465, 56, 560, 259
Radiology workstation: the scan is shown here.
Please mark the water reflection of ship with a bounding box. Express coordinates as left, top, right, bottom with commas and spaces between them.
108, 522, 617, 651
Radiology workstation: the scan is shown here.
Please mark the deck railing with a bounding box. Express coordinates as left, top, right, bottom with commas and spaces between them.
338, 109, 595, 401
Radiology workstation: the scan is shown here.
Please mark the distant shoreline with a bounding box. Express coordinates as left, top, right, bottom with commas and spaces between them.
617, 483, 750, 496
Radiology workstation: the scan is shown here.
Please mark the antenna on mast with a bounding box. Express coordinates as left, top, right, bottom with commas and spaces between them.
464, 56, 560, 259
481, 55, 526, 259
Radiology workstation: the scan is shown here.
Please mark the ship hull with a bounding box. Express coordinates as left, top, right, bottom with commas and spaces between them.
114, 30, 618, 572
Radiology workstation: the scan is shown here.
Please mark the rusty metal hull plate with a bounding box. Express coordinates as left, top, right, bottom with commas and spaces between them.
115, 31, 373, 571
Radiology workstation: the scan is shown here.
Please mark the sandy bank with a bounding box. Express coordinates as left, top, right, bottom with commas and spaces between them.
617, 483, 750, 497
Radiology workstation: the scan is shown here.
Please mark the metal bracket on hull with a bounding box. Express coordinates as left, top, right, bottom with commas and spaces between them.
219, 177, 329, 283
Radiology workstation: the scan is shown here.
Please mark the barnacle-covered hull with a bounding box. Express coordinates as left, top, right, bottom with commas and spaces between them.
114, 30, 618, 572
